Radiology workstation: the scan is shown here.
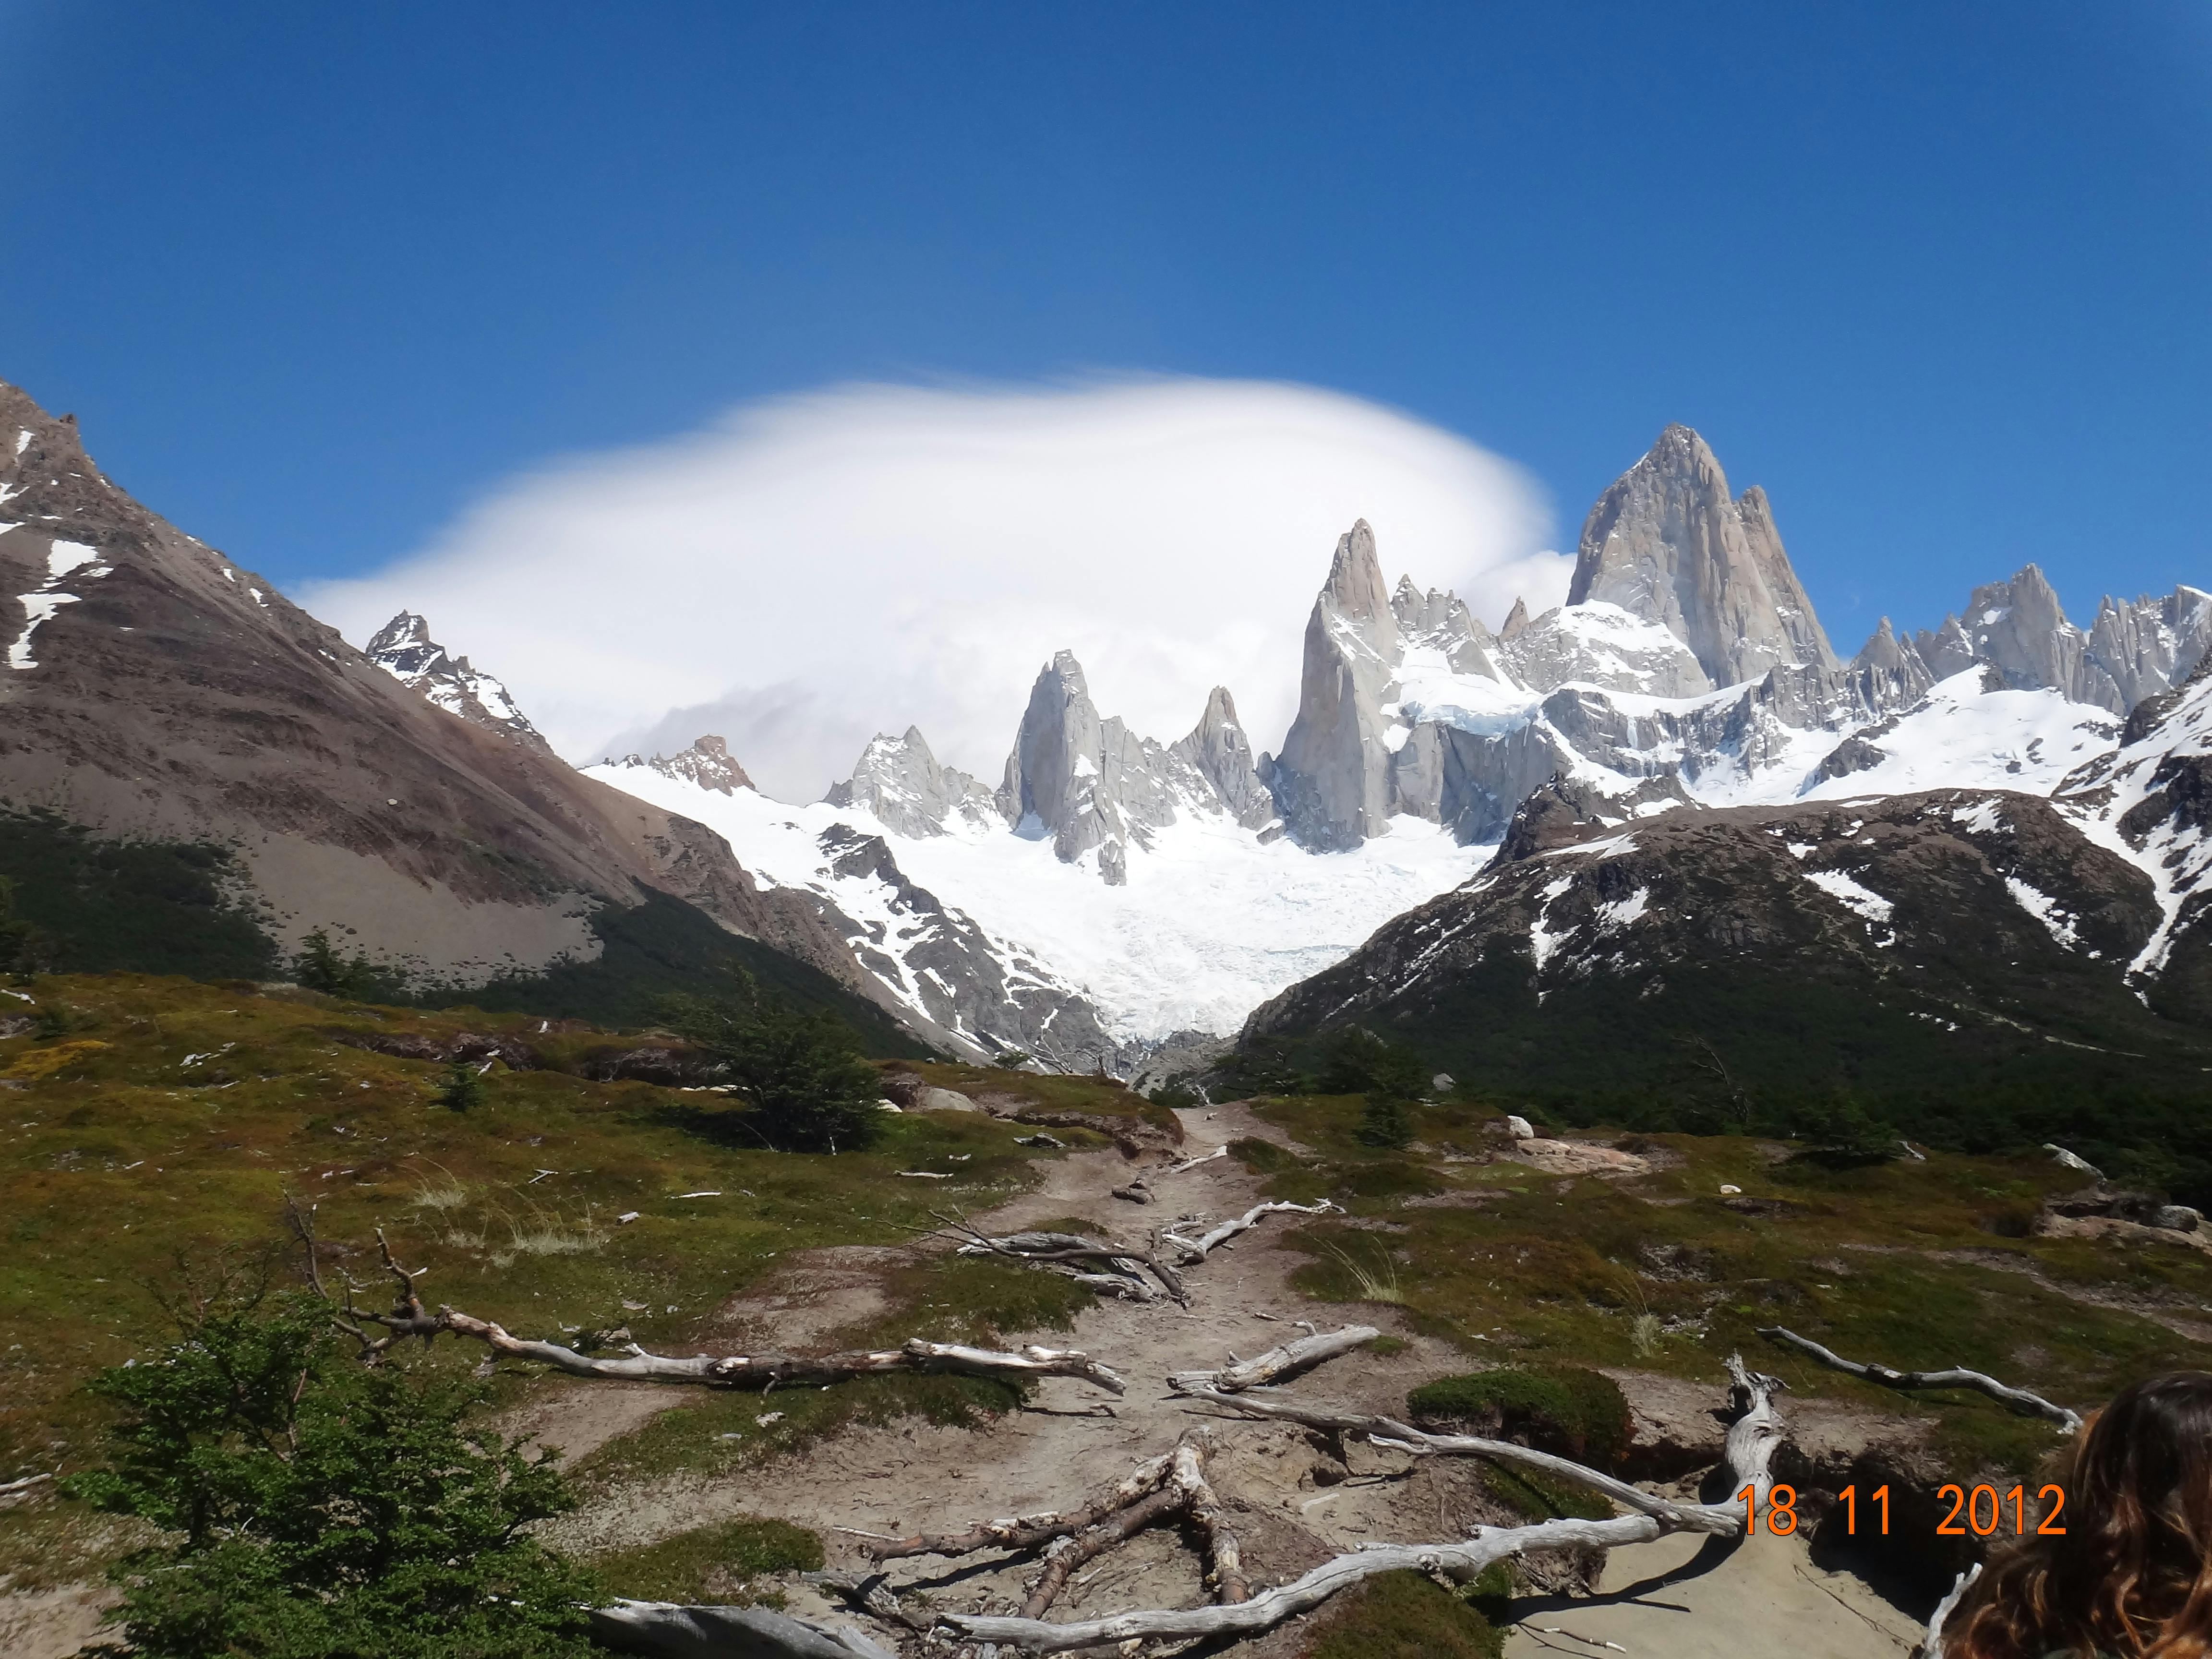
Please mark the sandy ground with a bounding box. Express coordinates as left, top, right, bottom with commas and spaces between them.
1503, 1527, 1922, 1659
0, 1583, 112, 1659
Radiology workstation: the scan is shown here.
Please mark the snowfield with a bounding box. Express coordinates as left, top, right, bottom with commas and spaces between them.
585, 762, 1487, 1041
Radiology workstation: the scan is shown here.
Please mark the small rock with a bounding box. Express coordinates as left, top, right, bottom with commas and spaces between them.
616, 1211, 641, 1225
756, 1412, 783, 1426
915, 1086, 980, 1114
2153, 1205, 2202, 1233
1505, 1115, 1534, 1141
1431, 1072, 1456, 1092
1719, 1183, 1743, 1195
2044, 1143, 2104, 1178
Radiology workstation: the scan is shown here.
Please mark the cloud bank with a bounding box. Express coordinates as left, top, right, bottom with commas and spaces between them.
301, 377, 1571, 802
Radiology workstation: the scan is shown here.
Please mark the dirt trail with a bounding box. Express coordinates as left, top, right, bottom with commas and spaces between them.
1502, 1528, 1921, 1659
553, 1104, 1926, 1656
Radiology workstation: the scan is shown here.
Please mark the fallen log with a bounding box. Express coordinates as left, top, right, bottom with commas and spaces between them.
1167, 1323, 1379, 1394
1157, 1144, 1229, 1176
1758, 1325, 2082, 1431
797, 1360, 1784, 1653
438, 1317, 1127, 1395
1180, 1386, 1741, 1533
586, 1599, 895, 1659
847, 1448, 1180, 1561
1160, 1198, 1342, 1263
290, 1210, 1126, 1395
937, 1217, 1189, 1305
940, 1517, 1703, 1652
846, 1431, 1248, 1623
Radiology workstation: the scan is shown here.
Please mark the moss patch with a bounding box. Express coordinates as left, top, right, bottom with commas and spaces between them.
1408, 1366, 1633, 1471
1302, 1569, 1502, 1659
591, 1516, 823, 1606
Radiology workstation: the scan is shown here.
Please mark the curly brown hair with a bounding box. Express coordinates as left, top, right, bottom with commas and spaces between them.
1946, 1372, 2212, 1659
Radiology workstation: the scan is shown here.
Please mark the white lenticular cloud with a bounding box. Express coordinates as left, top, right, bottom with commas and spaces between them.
300, 376, 1569, 801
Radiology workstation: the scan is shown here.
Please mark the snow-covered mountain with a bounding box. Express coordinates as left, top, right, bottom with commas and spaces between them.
590, 690, 1480, 1067
365, 421, 2206, 1070
366, 610, 549, 750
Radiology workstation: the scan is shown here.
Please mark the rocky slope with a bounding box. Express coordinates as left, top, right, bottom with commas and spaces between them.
0, 377, 905, 1033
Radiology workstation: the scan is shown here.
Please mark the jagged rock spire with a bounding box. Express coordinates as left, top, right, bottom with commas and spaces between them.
1569, 424, 1838, 686
365, 611, 547, 749
1271, 520, 1403, 851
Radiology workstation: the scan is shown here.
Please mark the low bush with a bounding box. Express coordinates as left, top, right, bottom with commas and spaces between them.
1407, 1364, 1634, 1472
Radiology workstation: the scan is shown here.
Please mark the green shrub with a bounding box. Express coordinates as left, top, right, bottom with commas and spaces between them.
434, 1057, 486, 1113
1357, 1094, 1413, 1148
61, 1274, 600, 1658
1306, 1569, 1502, 1659
1228, 1136, 1301, 1173
1407, 1365, 1634, 1472
664, 974, 887, 1153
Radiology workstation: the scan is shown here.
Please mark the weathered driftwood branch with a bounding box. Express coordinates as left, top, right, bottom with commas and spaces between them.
848, 1432, 1247, 1623
586, 1599, 895, 1659
293, 1211, 1125, 1395
939, 1517, 1697, 1652
1158, 1144, 1229, 1176
438, 1315, 1126, 1395
1179, 1386, 1739, 1534
944, 1359, 1786, 1651
1167, 1324, 1379, 1395
1759, 1325, 2083, 1431
937, 1214, 1189, 1306
1724, 1351, 1789, 1506
849, 1448, 1180, 1561
1922, 1563, 1983, 1659
1159, 1198, 1342, 1263
1171, 1436, 1248, 1604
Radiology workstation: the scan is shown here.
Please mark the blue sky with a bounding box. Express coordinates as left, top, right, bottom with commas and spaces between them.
8, 0, 2210, 656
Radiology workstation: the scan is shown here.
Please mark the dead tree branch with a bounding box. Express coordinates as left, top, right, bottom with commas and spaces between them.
292, 1218, 1124, 1394
1179, 1386, 1739, 1534
940, 1517, 1702, 1652
1159, 1199, 1342, 1263
1167, 1324, 1379, 1394
848, 1449, 1179, 1561
1922, 1563, 1983, 1659
1759, 1326, 2082, 1431
942, 1359, 1784, 1651
585, 1599, 895, 1659
935, 1214, 1189, 1306
436, 1315, 1126, 1394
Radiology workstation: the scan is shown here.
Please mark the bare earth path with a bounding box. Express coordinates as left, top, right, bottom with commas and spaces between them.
548, 1103, 1926, 1656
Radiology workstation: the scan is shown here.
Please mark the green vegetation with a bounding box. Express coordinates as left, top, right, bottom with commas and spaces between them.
1241, 954, 2212, 1206
291, 928, 407, 1004
459, 888, 928, 1056
1407, 1365, 1633, 1471
592, 1517, 821, 1606
666, 976, 887, 1153
0, 808, 279, 980
60, 1274, 600, 1659
434, 1056, 487, 1113
1302, 1569, 1502, 1659
1238, 1089, 2212, 1500
0, 971, 1139, 1591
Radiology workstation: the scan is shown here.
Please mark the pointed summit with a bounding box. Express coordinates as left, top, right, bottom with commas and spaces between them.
825, 724, 996, 837
1271, 519, 1405, 850
1170, 686, 1276, 832
1499, 596, 1532, 640
365, 611, 547, 749
1568, 424, 1837, 686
